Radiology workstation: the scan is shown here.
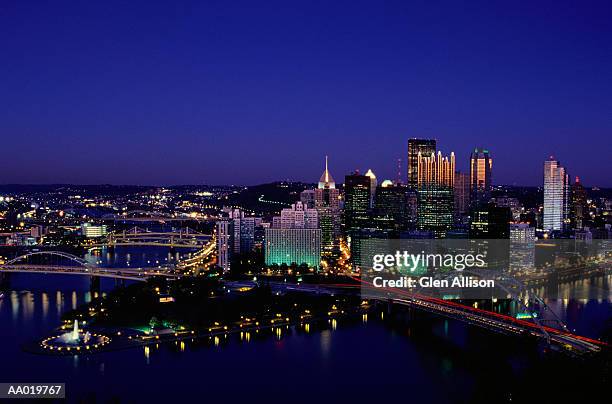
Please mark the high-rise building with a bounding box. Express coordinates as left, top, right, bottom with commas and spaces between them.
344, 172, 371, 230
509, 222, 535, 274
226, 208, 262, 254
454, 170, 470, 220
407, 138, 436, 190
300, 189, 316, 209
276, 201, 318, 229
570, 176, 588, 229
374, 180, 408, 231
266, 201, 321, 268
543, 157, 569, 231
264, 228, 321, 268
469, 148, 493, 207
313, 157, 341, 255
416, 151, 455, 237
216, 220, 233, 272
216, 208, 263, 272
364, 169, 377, 208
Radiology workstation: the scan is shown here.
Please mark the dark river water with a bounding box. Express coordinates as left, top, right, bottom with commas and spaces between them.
0, 247, 609, 403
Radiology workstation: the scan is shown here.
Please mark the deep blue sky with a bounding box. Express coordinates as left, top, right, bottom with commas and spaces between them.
1, 0, 611, 186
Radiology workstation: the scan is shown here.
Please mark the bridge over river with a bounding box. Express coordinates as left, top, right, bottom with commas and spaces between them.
0, 251, 179, 281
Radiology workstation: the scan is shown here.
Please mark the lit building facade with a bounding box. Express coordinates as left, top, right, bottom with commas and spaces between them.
216, 220, 233, 272
570, 176, 588, 229
407, 138, 436, 190
313, 157, 341, 255
344, 172, 371, 230
510, 222, 535, 274
469, 148, 493, 207
81, 223, 107, 238
216, 208, 264, 272
543, 157, 569, 231
264, 228, 321, 268
364, 169, 377, 208
265, 201, 321, 268
374, 181, 409, 231
454, 170, 470, 221
416, 151, 455, 237
276, 202, 318, 229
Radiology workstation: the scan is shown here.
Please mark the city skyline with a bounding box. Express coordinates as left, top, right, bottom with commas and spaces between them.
2, 1, 612, 186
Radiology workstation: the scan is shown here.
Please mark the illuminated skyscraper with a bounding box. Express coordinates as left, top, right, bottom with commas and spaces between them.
276, 202, 318, 229
316, 158, 341, 255
344, 172, 371, 230
264, 228, 321, 268
570, 176, 588, 229
407, 138, 436, 190
216, 220, 233, 272
301, 157, 341, 255
469, 148, 493, 207
374, 180, 409, 231
364, 169, 377, 208
266, 202, 321, 268
454, 170, 470, 220
543, 157, 569, 231
416, 151, 455, 237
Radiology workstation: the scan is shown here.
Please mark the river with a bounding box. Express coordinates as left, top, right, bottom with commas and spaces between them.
0, 247, 609, 403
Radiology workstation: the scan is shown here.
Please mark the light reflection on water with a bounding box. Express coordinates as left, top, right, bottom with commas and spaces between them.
0, 244, 608, 403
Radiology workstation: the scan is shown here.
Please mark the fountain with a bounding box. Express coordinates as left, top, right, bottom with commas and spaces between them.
71, 319, 79, 341
39, 320, 110, 354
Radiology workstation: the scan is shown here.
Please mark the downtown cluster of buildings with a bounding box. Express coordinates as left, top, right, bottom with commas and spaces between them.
215, 138, 609, 272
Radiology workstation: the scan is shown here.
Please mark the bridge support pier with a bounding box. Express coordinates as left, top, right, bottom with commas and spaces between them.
0, 272, 10, 289
90, 276, 100, 295
114, 278, 125, 289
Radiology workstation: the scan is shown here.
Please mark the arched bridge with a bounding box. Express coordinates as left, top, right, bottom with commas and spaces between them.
0, 251, 179, 281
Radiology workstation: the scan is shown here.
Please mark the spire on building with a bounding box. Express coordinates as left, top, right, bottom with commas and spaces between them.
318, 155, 336, 189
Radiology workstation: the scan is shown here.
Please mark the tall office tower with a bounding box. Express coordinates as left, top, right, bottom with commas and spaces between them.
313, 157, 341, 255
216, 220, 233, 272
374, 180, 408, 231
276, 201, 318, 229
300, 189, 316, 209
407, 138, 436, 189
416, 151, 455, 237
364, 169, 377, 208
454, 171, 470, 220
224, 208, 261, 254
405, 190, 418, 229
469, 148, 493, 207
509, 223, 535, 274
264, 228, 321, 268
570, 176, 588, 229
543, 157, 569, 231
344, 172, 371, 230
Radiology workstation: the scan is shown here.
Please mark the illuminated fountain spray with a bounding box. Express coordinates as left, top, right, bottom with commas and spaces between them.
41, 319, 109, 352
72, 319, 79, 341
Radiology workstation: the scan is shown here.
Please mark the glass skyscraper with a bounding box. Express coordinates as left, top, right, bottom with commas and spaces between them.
469, 148, 493, 207
543, 156, 569, 232
407, 138, 436, 190
416, 151, 455, 237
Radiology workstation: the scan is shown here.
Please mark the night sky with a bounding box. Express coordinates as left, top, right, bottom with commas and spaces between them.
1, 0, 611, 186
